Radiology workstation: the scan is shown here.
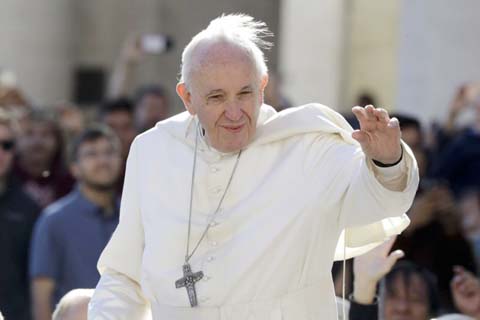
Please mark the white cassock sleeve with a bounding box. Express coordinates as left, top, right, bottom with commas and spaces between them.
89, 139, 151, 319
334, 140, 419, 260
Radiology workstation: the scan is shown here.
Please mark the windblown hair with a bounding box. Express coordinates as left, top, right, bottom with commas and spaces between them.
179, 13, 273, 86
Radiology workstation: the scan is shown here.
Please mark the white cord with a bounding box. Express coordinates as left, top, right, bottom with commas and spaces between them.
342, 232, 347, 320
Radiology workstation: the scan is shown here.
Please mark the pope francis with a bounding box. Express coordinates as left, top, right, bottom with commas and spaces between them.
88, 14, 419, 320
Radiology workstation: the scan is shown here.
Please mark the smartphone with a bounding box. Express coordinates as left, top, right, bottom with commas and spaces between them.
141, 34, 173, 54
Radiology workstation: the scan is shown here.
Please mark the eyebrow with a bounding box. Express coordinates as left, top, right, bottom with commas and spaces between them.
206, 89, 224, 97
239, 85, 253, 91
205, 85, 253, 97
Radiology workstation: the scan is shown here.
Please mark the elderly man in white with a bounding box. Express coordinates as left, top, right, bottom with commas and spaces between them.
89, 14, 419, 320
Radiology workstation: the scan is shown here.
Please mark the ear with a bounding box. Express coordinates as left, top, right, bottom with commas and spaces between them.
260, 74, 269, 91
176, 82, 196, 115
259, 74, 269, 103
69, 162, 80, 180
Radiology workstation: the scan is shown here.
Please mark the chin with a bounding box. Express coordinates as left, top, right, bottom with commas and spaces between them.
86, 181, 117, 191
218, 138, 250, 153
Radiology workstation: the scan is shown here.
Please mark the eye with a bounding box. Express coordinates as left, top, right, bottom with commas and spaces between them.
207, 94, 224, 103
238, 91, 253, 99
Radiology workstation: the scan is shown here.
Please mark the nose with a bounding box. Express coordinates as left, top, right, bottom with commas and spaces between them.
392, 298, 409, 312
224, 101, 243, 122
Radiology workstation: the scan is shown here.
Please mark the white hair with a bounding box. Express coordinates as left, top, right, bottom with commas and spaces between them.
179, 13, 273, 87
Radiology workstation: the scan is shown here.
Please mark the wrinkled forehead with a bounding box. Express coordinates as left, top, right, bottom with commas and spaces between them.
189, 41, 259, 81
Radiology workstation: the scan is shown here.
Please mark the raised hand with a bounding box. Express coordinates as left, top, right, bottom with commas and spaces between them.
451, 266, 480, 318
351, 105, 402, 164
352, 236, 404, 304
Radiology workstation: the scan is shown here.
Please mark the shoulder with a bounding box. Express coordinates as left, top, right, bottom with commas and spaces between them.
136, 111, 191, 144
255, 103, 357, 147
128, 111, 193, 160
37, 191, 80, 228
5, 178, 41, 217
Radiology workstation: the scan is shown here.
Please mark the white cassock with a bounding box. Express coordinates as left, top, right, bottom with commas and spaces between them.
89, 104, 419, 320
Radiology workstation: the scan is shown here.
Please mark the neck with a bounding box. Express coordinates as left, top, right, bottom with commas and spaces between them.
79, 184, 116, 216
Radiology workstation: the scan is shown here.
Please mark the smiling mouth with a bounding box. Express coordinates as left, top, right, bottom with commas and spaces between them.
221, 124, 245, 133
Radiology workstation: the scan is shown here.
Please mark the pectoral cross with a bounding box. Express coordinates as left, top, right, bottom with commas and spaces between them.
175, 263, 204, 307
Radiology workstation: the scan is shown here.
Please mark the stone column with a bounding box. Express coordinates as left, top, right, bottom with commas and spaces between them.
278, 0, 347, 110
0, 0, 74, 105
396, 0, 480, 124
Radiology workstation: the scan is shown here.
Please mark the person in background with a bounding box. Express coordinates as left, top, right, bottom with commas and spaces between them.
432, 83, 480, 198
107, 36, 170, 133
133, 84, 169, 133
457, 190, 480, 269
348, 237, 405, 320
29, 126, 122, 320
380, 261, 440, 320
390, 114, 423, 151
14, 108, 74, 208
98, 98, 136, 162
348, 237, 441, 320
388, 112, 477, 310
0, 109, 40, 320
343, 92, 377, 130
263, 72, 292, 111
55, 102, 86, 150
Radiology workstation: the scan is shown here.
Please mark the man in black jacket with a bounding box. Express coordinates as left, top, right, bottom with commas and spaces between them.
0, 110, 40, 320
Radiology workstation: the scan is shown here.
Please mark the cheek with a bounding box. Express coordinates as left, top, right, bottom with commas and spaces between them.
111, 157, 123, 171
198, 110, 222, 129
411, 304, 429, 315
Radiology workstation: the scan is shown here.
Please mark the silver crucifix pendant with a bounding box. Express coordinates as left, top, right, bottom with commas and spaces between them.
175, 263, 204, 307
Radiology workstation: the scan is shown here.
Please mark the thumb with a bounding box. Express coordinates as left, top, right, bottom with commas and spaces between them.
383, 250, 404, 275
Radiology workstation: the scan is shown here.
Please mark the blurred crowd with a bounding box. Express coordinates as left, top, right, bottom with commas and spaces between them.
0, 36, 480, 320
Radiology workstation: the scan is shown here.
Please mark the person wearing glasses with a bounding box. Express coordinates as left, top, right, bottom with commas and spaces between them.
30, 126, 123, 320
0, 109, 40, 320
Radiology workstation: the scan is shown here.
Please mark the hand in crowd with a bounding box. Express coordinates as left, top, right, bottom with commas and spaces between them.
446, 83, 480, 132
451, 266, 480, 319
351, 105, 402, 165
352, 236, 404, 304
407, 189, 438, 231
120, 35, 145, 65
407, 184, 458, 233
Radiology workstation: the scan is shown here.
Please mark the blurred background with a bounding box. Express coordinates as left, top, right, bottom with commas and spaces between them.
2, 1, 480, 320
1, 0, 479, 121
